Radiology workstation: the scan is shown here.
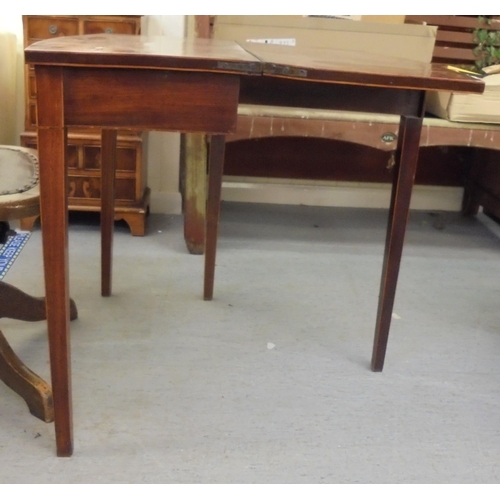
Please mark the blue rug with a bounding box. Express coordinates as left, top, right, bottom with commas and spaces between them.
0, 231, 31, 281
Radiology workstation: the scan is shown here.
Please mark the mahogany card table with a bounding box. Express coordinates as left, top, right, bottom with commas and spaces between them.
24, 34, 483, 456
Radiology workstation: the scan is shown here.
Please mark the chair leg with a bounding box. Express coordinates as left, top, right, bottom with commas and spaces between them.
0, 329, 54, 422
0, 282, 78, 322
0, 281, 78, 422
19, 215, 39, 232
0, 221, 10, 245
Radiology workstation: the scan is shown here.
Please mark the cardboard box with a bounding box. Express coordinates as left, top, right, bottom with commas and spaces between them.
307, 15, 406, 23
361, 15, 406, 24
426, 72, 500, 124
213, 15, 436, 64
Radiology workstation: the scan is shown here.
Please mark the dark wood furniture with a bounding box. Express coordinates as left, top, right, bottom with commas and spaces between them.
24, 34, 483, 457
20, 15, 149, 236
182, 15, 500, 255
0, 146, 77, 422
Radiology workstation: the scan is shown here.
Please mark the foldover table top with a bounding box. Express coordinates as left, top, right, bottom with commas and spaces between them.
25, 34, 483, 94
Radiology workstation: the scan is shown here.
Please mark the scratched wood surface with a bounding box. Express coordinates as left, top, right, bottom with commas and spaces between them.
25, 34, 262, 73
229, 106, 500, 151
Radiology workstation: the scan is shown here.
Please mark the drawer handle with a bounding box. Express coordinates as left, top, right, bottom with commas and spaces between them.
104, 27, 114, 34
48, 24, 58, 35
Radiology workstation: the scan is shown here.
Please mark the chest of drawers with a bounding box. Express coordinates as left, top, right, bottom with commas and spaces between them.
20, 15, 149, 236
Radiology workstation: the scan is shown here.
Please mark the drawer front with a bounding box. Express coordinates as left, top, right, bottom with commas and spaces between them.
26, 16, 78, 42
21, 136, 139, 176
83, 145, 137, 172
66, 145, 79, 170
83, 20, 140, 35
20, 139, 80, 172
68, 176, 136, 202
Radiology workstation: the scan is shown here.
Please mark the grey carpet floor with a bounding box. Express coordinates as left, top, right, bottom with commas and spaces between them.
1, 203, 500, 483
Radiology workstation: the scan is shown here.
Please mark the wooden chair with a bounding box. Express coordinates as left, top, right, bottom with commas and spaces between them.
0, 145, 77, 422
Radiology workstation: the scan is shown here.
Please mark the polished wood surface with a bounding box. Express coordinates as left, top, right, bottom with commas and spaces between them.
63, 69, 242, 133
25, 34, 261, 73
239, 41, 482, 92
24, 34, 484, 456
34, 64, 74, 457
23, 17, 142, 132
25, 34, 483, 93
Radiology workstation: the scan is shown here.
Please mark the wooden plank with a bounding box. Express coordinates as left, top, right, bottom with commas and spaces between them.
433, 46, 477, 62
436, 31, 475, 45
406, 15, 500, 66
406, 15, 500, 30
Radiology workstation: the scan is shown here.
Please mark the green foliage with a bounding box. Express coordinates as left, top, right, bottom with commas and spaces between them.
473, 15, 500, 70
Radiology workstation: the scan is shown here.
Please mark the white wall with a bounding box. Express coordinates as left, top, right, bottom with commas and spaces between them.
0, 15, 23, 145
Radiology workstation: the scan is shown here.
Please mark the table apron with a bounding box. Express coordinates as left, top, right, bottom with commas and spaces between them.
35, 66, 241, 134
239, 75, 426, 117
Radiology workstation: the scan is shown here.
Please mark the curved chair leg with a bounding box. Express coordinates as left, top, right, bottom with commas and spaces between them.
0, 329, 54, 422
0, 282, 78, 422
0, 282, 78, 322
